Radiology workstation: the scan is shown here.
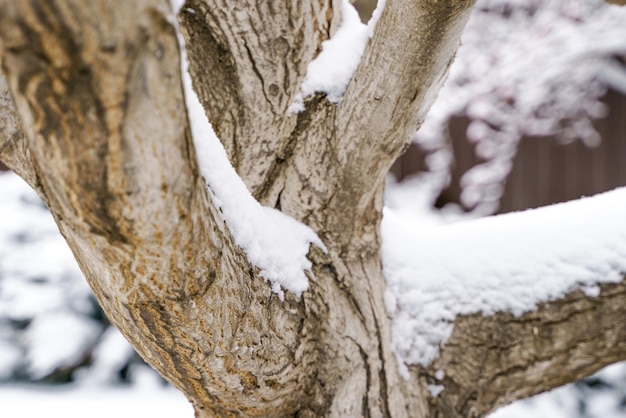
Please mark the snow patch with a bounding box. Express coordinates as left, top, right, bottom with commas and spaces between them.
289, 0, 371, 112
428, 384, 445, 397
0, 340, 21, 380
0, 385, 192, 418
25, 312, 101, 378
383, 188, 626, 369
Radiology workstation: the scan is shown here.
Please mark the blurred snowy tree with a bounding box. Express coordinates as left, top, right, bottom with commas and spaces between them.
391, 0, 626, 216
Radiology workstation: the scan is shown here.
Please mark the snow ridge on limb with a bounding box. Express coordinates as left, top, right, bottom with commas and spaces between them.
289, 0, 386, 112
171, 4, 325, 298
382, 187, 626, 371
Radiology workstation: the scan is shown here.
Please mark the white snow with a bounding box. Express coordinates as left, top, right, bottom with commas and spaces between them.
25, 312, 101, 379
488, 384, 580, 418
383, 187, 626, 370
0, 340, 21, 380
289, 0, 379, 112
172, 8, 324, 298
428, 384, 445, 397
0, 384, 192, 418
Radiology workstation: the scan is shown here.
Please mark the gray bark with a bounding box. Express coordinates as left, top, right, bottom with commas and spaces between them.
0, 1, 624, 417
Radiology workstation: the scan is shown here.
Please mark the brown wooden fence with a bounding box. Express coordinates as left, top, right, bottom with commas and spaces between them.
395, 88, 626, 214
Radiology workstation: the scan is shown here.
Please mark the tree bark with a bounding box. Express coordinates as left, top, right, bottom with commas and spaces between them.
430, 280, 626, 417
1, 0, 625, 417
0, 70, 41, 192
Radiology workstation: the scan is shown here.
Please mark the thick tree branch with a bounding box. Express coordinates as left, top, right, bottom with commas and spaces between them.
267, 0, 477, 245
336, 0, 476, 183
179, 0, 342, 194
428, 279, 626, 417
0, 1, 317, 415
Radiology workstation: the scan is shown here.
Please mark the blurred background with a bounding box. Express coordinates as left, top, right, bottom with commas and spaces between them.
1, 0, 626, 416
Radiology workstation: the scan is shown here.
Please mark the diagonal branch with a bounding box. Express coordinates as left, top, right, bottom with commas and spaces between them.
336, 0, 477, 185
0, 1, 314, 415
429, 280, 626, 417
267, 0, 477, 245
179, 0, 342, 194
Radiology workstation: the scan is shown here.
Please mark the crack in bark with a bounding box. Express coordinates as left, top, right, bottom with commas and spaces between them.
372, 311, 392, 418
243, 41, 271, 108
350, 337, 372, 418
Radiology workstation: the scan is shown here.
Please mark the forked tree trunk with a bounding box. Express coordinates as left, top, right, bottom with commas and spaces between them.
1, 1, 625, 417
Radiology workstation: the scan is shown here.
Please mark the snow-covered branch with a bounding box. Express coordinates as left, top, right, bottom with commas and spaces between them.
383, 187, 626, 411
178, 0, 342, 196
384, 187, 626, 367
434, 280, 626, 416
0, 1, 310, 414
5, 0, 624, 415
174, 9, 323, 298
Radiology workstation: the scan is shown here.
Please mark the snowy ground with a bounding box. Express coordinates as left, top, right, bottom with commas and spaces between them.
1, 368, 624, 418
0, 384, 193, 418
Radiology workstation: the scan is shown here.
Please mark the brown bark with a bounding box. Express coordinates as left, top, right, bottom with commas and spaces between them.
0, 70, 41, 191
179, 0, 342, 196
0, 1, 312, 415
0, 0, 624, 417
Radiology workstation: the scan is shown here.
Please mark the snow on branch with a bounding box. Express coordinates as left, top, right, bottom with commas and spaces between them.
382, 187, 626, 371
172, 9, 324, 298
289, 0, 386, 112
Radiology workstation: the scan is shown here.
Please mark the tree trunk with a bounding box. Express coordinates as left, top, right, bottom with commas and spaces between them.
1, 0, 625, 417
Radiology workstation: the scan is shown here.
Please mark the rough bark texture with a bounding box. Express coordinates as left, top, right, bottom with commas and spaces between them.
429, 280, 626, 417
0, 70, 40, 191
1, 0, 625, 417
